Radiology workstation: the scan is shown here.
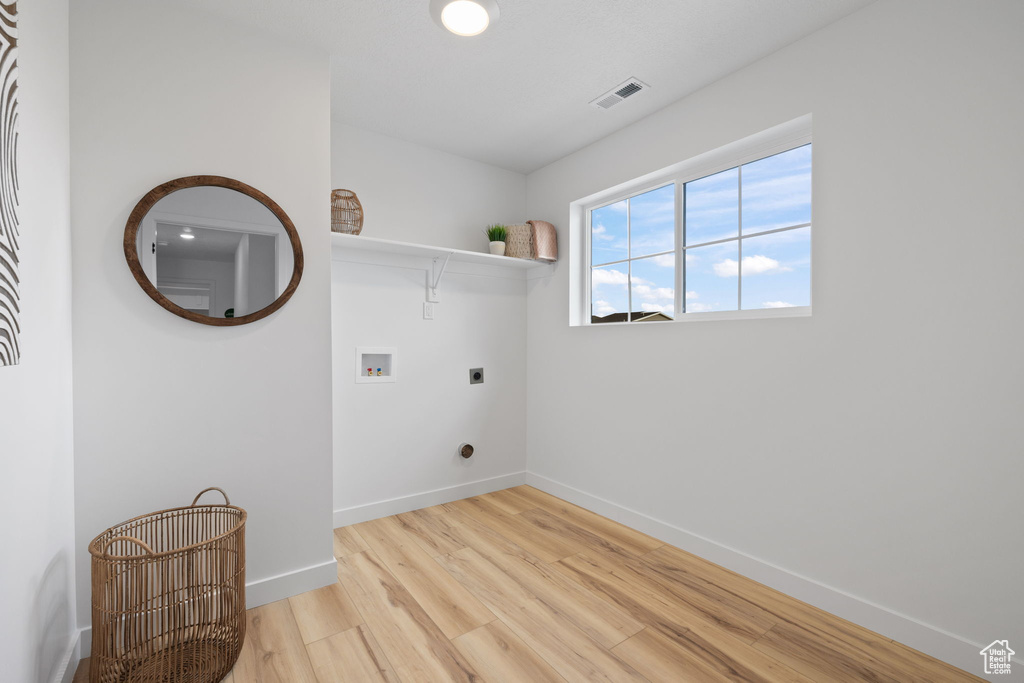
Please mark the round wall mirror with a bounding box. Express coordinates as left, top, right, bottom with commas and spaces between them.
123, 176, 303, 326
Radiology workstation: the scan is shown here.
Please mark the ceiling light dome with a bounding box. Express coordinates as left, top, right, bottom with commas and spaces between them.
430, 0, 499, 37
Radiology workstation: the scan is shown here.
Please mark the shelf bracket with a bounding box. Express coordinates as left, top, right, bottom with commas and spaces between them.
427, 252, 453, 302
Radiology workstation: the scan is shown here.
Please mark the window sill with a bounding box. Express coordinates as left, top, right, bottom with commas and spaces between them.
578, 306, 811, 327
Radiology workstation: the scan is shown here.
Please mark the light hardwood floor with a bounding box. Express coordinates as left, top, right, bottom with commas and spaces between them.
74, 485, 982, 682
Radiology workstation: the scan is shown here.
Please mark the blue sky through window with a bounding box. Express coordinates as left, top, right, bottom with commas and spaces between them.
685, 168, 738, 246
591, 200, 627, 265
629, 184, 674, 258
590, 142, 810, 321
591, 263, 629, 320
740, 227, 811, 309
742, 144, 811, 234
631, 256, 675, 319
686, 241, 738, 312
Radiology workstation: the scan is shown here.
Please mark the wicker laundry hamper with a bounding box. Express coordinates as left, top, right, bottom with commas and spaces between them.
89, 487, 246, 683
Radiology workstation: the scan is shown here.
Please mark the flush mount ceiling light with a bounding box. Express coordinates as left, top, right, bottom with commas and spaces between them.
430, 0, 499, 37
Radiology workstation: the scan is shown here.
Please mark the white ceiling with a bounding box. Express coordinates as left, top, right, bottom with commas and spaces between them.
180, 0, 873, 173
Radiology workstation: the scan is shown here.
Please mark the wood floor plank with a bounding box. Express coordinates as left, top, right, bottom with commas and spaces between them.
449, 495, 585, 563
394, 507, 467, 557
337, 550, 480, 682
353, 516, 495, 639
305, 625, 399, 683
479, 487, 540, 514
613, 626, 813, 683
890, 641, 987, 683
510, 485, 664, 555
419, 502, 460, 515
231, 599, 317, 683
519, 507, 642, 564
72, 658, 89, 683
647, 544, 976, 682
752, 623, 902, 683
438, 546, 648, 682
445, 506, 645, 648
552, 552, 714, 642
334, 525, 370, 559
639, 545, 782, 634
453, 620, 567, 683
560, 536, 777, 645
288, 581, 362, 645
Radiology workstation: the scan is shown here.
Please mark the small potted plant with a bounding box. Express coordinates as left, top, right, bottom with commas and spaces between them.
485, 224, 507, 255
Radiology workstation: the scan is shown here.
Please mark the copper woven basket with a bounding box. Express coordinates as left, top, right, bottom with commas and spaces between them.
89, 488, 247, 683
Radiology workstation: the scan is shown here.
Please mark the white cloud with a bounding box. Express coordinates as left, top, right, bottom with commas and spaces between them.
687, 302, 716, 312
591, 268, 628, 286
762, 301, 795, 308
652, 253, 674, 267
592, 224, 614, 241
712, 255, 791, 277
632, 283, 674, 302
640, 302, 673, 314
685, 291, 698, 300
593, 299, 617, 316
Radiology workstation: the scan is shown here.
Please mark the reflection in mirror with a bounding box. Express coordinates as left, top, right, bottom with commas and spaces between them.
127, 181, 301, 325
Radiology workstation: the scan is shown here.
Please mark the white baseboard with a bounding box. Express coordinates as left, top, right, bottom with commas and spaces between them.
245, 558, 338, 609
525, 472, 998, 676
54, 630, 81, 683
333, 471, 528, 527
77, 557, 338, 659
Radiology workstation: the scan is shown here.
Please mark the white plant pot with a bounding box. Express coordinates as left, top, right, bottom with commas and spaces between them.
489, 241, 506, 256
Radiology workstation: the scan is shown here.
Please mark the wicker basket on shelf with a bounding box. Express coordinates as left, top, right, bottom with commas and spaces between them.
89, 487, 247, 683
331, 189, 364, 234
504, 223, 534, 259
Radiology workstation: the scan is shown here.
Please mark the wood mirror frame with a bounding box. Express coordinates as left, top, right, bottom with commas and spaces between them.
123, 175, 304, 326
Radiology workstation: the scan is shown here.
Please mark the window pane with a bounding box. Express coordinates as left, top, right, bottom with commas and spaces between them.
591, 200, 628, 265
629, 255, 674, 322
684, 241, 738, 312
591, 264, 629, 323
629, 184, 674, 258
685, 167, 738, 246
741, 144, 811, 235
740, 227, 811, 310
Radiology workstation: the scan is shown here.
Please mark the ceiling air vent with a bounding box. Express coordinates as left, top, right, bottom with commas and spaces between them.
590, 78, 649, 110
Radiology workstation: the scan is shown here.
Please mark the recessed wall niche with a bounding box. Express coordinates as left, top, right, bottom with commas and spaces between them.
355, 347, 396, 384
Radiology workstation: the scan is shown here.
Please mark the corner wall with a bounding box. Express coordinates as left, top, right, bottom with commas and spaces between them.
69, 0, 335, 637
0, 1, 78, 681
332, 122, 526, 251
524, 0, 1023, 672
331, 124, 530, 521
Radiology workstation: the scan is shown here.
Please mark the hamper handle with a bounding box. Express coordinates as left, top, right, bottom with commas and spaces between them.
191, 486, 231, 506
101, 536, 155, 556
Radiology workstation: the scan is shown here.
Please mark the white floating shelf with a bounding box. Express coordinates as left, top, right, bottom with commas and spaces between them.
331, 233, 554, 277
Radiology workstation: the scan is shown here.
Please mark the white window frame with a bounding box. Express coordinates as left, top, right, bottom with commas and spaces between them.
570, 115, 813, 327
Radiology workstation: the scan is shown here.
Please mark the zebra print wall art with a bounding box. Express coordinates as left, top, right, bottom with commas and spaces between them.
0, 2, 19, 366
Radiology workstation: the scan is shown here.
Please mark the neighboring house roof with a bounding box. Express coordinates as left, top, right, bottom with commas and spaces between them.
980, 639, 1015, 654
592, 311, 673, 323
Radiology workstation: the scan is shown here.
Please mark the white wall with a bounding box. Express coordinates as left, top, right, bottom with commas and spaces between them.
332, 122, 526, 251
69, 0, 335, 643
0, 1, 78, 681
330, 125, 531, 520
525, 0, 1023, 672
331, 257, 529, 523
